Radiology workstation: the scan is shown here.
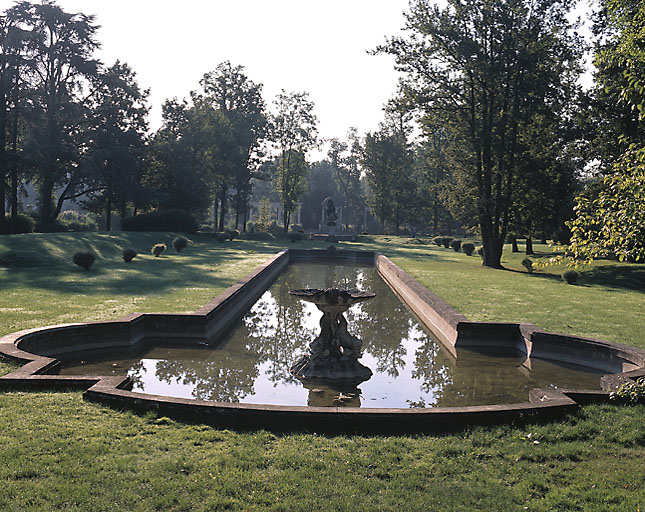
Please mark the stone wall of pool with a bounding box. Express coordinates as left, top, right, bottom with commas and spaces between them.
1, 248, 643, 434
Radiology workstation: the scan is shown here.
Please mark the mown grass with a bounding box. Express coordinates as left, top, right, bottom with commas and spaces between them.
0, 233, 644, 511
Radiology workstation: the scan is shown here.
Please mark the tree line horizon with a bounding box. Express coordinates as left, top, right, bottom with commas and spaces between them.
0, 0, 643, 268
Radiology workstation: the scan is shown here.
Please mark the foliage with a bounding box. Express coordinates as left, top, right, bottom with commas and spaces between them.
380, 0, 584, 267
227, 229, 240, 241
255, 197, 272, 232
122, 248, 137, 263
151, 244, 166, 257
121, 209, 198, 233
289, 224, 303, 233
562, 269, 580, 284
1, 213, 34, 234
450, 239, 461, 252
57, 211, 98, 232
521, 258, 534, 273
462, 242, 475, 256
271, 90, 318, 232
172, 236, 188, 253
73, 251, 95, 270
433, 237, 442, 246
288, 232, 303, 242
216, 232, 228, 243
610, 377, 645, 403
441, 237, 453, 249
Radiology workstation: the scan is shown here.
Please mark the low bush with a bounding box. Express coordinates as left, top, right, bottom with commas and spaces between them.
521, 258, 534, 273
172, 236, 188, 253
57, 211, 98, 232
245, 221, 255, 233
361, 231, 368, 236
288, 232, 303, 242
151, 243, 166, 257
433, 237, 443, 246
268, 222, 283, 236
227, 230, 240, 241
73, 251, 95, 270
562, 269, 579, 284
462, 242, 475, 256
477, 246, 484, 256
122, 209, 198, 233
610, 377, 645, 404
450, 239, 462, 252
441, 237, 454, 249
122, 248, 137, 262
216, 232, 228, 243
289, 224, 304, 233
2, 213, 35, 234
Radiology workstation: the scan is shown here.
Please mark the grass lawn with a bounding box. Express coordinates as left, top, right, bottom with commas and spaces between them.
0, 233, 643, 511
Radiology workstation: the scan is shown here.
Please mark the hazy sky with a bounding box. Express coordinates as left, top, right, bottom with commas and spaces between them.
11, 0, 413, 151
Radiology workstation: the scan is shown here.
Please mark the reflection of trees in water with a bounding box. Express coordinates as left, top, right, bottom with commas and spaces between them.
154, 355, 259, 402
411, 340, 453, 405
144, 262, 465, 404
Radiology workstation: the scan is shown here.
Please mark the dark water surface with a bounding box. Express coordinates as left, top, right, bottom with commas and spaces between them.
60, 262, 603, 408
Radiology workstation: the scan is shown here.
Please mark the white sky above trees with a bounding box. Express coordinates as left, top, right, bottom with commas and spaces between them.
2, 0, 593, 158
23, 0, 412, 154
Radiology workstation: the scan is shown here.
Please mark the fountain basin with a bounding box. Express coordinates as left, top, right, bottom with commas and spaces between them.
1, 249, 644, 433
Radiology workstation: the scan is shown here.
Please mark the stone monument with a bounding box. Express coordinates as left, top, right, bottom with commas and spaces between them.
289, 288, 374, 381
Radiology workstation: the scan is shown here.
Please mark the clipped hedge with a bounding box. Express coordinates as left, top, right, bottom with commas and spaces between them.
2, 213, 35, 234
462, 242, 475, 256
122, 209, 198, 233
172, 236, 188, 253
73, 251, 95, 270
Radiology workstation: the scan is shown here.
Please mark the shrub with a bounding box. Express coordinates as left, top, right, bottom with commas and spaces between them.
462, 242, 475, 256
73, 251, 95, 270
245, 221, 255, 232
216, 232, 228, 243
441, 237, 454, 248
58, 211, 98, 232
227, 229, 240, 241
122, 209, 198, 233
450, 239, 462, 251
289, 224, 304, 233
433, 237, 443, 246
151, 243, 166, 257
361, 231, 368, 236
172, 236, 188, 253
2, 213, 35, 234
268, 222, 283, 236
610, 377, 645, 404
477, 246, 484, 256
123, 248, 137, 262
288, 232, 303, 242
562, 269, 579, 284
521, 258, 534, 273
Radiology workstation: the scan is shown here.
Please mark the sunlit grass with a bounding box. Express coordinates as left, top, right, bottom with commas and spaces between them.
0, 232, 643, 511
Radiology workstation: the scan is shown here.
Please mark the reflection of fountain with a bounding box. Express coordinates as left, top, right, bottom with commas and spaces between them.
289, 288, 374, 381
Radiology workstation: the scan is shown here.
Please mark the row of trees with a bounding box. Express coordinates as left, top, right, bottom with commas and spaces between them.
1, 0, 642, 268
0, 2, 320, 235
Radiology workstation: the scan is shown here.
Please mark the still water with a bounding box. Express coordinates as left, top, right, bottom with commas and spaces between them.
60, 262, 603, 408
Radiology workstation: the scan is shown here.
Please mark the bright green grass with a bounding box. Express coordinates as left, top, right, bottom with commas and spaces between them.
0, 233, 644, 511
0, 391, 643, 511
346, 236, 645, 349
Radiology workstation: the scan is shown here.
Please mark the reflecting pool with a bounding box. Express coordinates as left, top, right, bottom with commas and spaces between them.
60, 262, 603, 408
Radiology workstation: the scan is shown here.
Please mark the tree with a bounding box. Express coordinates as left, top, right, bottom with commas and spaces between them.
559, 0, 645, 264
380, 0, 584, 267
83, 61, 148, 230
198, 62, 266, 231
271, 90, 317, 232
361, 125, 417, 234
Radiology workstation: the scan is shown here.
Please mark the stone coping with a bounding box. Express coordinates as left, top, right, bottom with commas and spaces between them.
1, 248, 643, 434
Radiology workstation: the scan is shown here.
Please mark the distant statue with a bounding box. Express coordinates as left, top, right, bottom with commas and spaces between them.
322, 197, 338, 235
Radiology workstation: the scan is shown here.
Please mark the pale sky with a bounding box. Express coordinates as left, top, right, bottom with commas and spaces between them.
8, 0, 413, 153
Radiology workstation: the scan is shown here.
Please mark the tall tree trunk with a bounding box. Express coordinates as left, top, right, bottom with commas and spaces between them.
0, 89, 6, 234
525, 236, 534, 255
510, 234, 519, 252
213, 198, 218, 231
106, 182, 112, 232
242, 194, 248, 232
218, 183, 227, 232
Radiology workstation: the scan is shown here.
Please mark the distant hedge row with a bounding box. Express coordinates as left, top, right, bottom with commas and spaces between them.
121, 209, 199, 233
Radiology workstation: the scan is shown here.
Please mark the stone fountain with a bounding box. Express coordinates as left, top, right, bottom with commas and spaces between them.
289, 288, 374, 381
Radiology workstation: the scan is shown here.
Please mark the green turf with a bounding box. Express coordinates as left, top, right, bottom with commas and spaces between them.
0, 233, 643, 511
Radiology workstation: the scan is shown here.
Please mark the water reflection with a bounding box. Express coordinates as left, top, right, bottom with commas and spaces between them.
59, 262, 603, 408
